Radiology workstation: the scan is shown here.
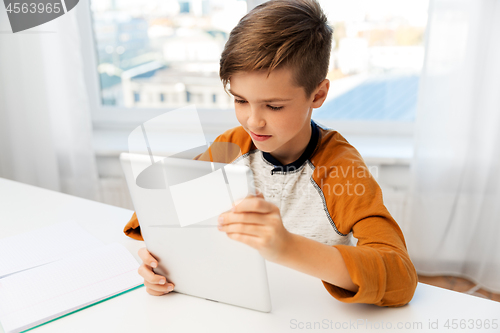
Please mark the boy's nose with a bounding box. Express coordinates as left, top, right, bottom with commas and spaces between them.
247, 108, 266, 128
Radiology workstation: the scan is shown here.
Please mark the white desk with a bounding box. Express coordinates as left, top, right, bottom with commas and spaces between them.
0, 178, 499, 333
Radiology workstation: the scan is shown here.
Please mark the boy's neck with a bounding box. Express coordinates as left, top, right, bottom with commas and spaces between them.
269, 120, 314, 166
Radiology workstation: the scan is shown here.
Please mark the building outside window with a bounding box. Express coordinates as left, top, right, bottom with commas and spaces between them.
89, 0, 429, 124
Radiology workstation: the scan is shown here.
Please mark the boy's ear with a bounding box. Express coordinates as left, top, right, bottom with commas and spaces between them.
310, 79, 330, 109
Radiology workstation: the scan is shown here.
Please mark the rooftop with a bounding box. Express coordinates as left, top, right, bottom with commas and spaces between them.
314, 74, 419, 121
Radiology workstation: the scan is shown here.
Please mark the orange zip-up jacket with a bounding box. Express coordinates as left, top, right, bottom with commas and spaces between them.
124, 121, 418, 307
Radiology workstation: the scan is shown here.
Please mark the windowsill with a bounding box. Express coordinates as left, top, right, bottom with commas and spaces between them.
92, 129, 219, 158
341, 134, 413, 165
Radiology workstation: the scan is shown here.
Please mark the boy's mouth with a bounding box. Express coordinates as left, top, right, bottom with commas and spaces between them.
249, 131, 272, 142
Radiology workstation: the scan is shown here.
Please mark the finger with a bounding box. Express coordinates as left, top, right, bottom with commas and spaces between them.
219, 222, 263, 237
138, 247, 158, 268
144, 280, 175, 294
226, 232, 262, 249
221, 212, 265, 226
232, 197, 275, 214
231, 190, 262, 209
138, 264, 167, 285
145, 287, 166, 296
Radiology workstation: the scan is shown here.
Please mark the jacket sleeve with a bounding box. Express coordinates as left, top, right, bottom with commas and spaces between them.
123, 212, 143, 241
323, 214, 418, 307
314, 133, 418, 307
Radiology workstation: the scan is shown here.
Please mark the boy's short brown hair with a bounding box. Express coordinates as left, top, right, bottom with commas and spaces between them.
219, 0, 333, 98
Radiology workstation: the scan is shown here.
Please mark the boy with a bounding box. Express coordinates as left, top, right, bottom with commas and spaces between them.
125, 0, 418, 307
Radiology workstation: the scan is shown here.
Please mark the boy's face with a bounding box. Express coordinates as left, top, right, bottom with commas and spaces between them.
229, 67, 329, 164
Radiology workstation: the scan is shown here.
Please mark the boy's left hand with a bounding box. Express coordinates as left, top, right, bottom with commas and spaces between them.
218, 191, 291, 262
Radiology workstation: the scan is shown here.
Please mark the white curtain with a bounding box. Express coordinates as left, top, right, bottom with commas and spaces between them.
404, 0, 500, 293
0, 9, 100, 201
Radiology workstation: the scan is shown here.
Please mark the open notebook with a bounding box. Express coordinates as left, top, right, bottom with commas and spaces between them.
0, 223, 143, 333
0, 221, 104, 279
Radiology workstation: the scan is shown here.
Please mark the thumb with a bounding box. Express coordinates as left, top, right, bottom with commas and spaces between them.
255, 188, 264, 198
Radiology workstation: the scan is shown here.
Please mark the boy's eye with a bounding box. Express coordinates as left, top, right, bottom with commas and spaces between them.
267, 105, 283, 111
234, 99, 283, 111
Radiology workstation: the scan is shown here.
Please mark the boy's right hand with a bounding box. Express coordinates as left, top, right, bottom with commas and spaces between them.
138, 247, 175, 296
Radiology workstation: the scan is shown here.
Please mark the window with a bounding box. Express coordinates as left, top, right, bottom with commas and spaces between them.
80, 0, 428, 139
133, 92, 140, 102
315, 0, 429, 124
88, 0, 248, 111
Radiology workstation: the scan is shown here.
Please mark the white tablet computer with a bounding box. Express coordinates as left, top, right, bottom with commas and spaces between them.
120, 152, 272, 312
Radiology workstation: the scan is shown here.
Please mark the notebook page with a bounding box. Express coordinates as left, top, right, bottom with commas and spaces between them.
0, 243, 143, 333
0, 221, 103, 278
